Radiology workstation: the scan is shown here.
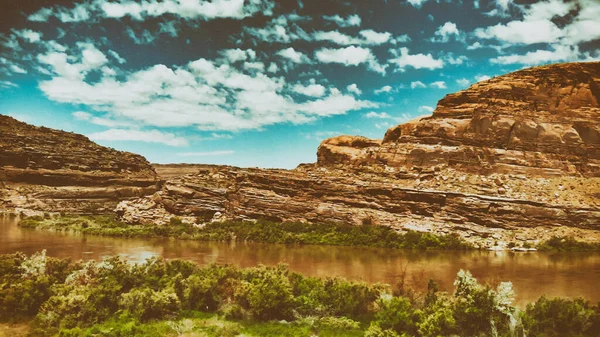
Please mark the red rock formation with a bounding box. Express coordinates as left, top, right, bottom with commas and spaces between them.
318, 62, 600, 177
0, 115, 159, 212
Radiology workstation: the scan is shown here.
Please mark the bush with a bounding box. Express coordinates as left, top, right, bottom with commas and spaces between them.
373, 295, 421, 335
236, 265, 295, 320
119, 287, 181, 322
522, 296, 599, 337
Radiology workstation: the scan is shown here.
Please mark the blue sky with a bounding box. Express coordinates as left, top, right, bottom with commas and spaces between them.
1, 0, 599, 168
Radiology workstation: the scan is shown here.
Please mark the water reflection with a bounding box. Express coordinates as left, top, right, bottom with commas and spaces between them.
1, 216, 599, 305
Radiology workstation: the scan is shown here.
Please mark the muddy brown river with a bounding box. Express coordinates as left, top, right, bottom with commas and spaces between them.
1, 216, 599, 305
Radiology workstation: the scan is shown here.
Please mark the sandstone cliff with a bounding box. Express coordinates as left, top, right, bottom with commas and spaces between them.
118, 62, 600, 248
319, 62, 600, 177
0, 115, 159, 213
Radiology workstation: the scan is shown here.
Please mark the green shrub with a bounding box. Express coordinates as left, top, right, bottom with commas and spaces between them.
522, 296, 599, 337
119, 287, 181, 322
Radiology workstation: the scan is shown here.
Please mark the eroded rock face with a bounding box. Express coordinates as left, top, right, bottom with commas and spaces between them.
117, 63, 600, 249
318, 62, 600, 177
0, 115, 160, 212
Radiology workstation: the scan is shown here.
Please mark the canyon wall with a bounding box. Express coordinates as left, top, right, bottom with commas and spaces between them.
117, 62, 600, 248
0, 115, 160, 213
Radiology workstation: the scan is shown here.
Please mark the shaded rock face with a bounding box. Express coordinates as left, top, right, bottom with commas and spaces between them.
0, 115, 159, 213
319, 62, 600, 177
118, 63, 600, 248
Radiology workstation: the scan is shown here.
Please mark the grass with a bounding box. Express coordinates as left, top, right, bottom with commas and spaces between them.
18, 215, 472, 250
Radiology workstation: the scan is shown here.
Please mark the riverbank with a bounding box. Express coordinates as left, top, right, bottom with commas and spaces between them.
17, 214, 600, 252
18, 214, 473, 250
1, 251, 599, 337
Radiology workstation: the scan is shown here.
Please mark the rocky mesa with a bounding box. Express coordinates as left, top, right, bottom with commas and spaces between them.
0, 115, 160, 213
117, 62, 600, 249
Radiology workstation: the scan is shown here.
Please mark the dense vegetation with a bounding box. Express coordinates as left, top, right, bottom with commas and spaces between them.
18, 215, 472, 250
1, 252, 599, 337
536, 236, 600, 252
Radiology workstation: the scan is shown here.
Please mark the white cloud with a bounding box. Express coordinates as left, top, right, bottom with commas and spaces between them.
407, 0, 428, 8
28, 8, 53, 22
10, 65, 27, 74
430, 81, 447, 89
88, 129, 189, 147
221, 48, 249, 63
244, 62, 265, 72
315, 46, 386, 74
410, 81, 426, 89
28, 0, 273, 23
13, 29, 42, 43
0, 81, 19, 89
276, 47, 310, 64
292, 82, 327, 97
359, 30, 392, 45
176, 150, 235, 157
312, 29, 392, 46
267, 62, 278, 73
389, 47, 444, 72
323, 14, 361, 27
73, 111, 133, 128
432, 22, 460, 42
490, 44, 581, 65
108, 50, 126, 64
474, 20, 563, 45
374, 85, 393, 94
38, 53, 376, 133
475, 75, 491, 82
418, 106, 435, 113
347, 83, 362, 95
456, 78, 470, 86
365, 111, 391, 119
126, 27, 156, 44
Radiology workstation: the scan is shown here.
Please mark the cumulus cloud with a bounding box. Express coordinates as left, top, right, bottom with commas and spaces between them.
292, 82, 327, 97
474, 20, 563, 45
29, 0, 274, 23
407, 0, 428, 8
432, 22, 460, 42
456, 78, 470, 86
410, 81, 426, 89
430, 81, 447, 89
347, 83, 362, 95
12, 29, 42, 43
313, 29, 392, 46
374, 85, 393, 94
276, 47, 310, 64
323, 14, 361, 27
475, 75, 491, 82
490, 44, 582, 65
37, 46, 376, 133
365, 111, 391, 119
388, 47, 444, 72
315, 46, 387, 74
88, 129, 189, 147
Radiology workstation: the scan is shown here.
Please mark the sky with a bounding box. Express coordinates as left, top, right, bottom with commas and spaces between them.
1, 0, 599, 168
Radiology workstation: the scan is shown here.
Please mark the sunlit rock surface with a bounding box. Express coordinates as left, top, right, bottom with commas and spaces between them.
0, 115, 160, 212
120, 63, 600, 249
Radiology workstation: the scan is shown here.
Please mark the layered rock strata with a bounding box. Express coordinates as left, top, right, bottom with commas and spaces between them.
319, 62, 600, 177
0, 115, 160, 213
118, 62, 600, 248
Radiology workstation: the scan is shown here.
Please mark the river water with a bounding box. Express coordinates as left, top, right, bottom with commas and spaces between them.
1, 216, 599, 305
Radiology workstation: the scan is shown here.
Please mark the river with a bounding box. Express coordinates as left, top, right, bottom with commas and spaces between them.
1, 216, 599, 305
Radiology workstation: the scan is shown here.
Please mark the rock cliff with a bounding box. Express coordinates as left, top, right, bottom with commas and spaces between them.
0, 115, 160, 213
118, 62, 600, 248
319, 62, 600, 177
